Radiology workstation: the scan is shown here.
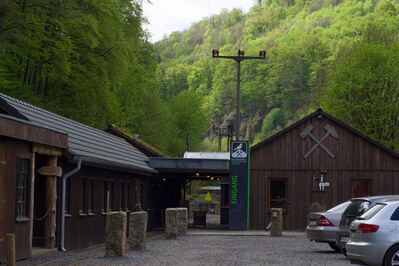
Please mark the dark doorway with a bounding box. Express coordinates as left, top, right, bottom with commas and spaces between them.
32, 154, 47, 247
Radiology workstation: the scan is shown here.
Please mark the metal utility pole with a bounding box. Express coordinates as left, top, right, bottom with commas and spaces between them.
212, 49, 266, 140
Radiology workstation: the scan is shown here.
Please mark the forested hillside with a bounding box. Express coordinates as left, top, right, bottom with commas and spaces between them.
0, 0, 209, 155
156, 0, 399, 151
1, 0, 398, 156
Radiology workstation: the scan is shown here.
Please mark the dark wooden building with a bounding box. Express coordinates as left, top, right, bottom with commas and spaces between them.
0, 98, 68, 262
0, 93, 172, 258
249, 109, 399, 230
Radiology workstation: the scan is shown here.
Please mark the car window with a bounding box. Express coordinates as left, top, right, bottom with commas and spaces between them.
343, 200, 370, 217
360, 203, 386, 220
391, 207, 399, 221
327, 201, 351, 213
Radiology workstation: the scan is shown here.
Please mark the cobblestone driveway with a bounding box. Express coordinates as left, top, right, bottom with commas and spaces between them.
18, 233, 351, 266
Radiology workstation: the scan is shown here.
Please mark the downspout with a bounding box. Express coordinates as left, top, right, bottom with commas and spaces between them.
60, 156, 81, 252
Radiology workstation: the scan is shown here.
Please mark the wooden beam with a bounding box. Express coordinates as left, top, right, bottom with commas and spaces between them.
32, 144, 62, 157
44, 156, 57, 249
37, 166, 62, 177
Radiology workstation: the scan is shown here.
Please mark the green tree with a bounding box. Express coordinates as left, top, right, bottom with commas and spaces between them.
169, 90, 210, 156
322, 42, 399, 150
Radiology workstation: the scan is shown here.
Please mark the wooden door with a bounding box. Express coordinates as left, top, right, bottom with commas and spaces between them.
0, 141, 6, 261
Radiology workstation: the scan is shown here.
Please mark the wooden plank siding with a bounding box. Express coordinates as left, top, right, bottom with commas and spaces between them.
249, 112, 399, 230
0, 138, 32, 262
58, 164, 158, 250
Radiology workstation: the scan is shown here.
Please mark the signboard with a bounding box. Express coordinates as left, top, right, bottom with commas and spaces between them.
229, 141, 250, 230
204, 192, 212, 201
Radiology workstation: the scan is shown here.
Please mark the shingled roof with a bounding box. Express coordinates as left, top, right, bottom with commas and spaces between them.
0, 93, 156, 174
104, 124, 167, 157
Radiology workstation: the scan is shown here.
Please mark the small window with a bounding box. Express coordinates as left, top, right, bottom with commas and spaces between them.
110, 181, 115, 211
126, 182, 131, 211
140, 184, 144, 207
80, 178, 87, 213
391, 207, 399, 221
102, 180, 108, 212
88, 178, 94, 214
16, 157, 30, 220
352, 179, 371, 198
120, 181, 125, 211
268, 179, 287, 209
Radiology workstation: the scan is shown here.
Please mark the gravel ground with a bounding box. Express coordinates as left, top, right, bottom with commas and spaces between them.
17, 233, 352, 266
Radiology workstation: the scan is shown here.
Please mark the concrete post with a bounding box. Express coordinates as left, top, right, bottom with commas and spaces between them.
177, 208, 188, 236
105, 212, 127, 257
128, 211, 148, 250
270, 208, 283, 236
6, 234, 15, 266
165, 208, 178, 239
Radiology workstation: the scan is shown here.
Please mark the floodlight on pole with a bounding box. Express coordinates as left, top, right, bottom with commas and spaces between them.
212, 49, 266, 141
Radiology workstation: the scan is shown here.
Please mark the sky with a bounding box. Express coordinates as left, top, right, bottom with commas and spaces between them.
142, 0, 257, 43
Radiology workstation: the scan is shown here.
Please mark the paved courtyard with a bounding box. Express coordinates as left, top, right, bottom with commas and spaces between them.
17, 231, 352, 266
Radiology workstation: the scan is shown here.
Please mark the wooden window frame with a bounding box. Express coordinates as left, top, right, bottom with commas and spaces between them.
15, 156, 31, 222
120, 181, 125, 211
79, 177, 87, 215
102, 179, 108, 214
65, 177, 71, 217
109, 180, 115, 211
268, 178, 288, 210
126, 181, 131, 212
351, 179, 371, 198
88, 178, 95, 215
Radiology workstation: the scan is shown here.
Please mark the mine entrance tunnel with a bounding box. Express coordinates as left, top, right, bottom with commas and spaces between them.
149, 152, 230, 228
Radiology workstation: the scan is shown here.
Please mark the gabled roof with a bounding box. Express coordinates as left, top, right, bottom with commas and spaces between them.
251, 108, 399, 159
0, 93, 156, 174
104, 125, 167, 157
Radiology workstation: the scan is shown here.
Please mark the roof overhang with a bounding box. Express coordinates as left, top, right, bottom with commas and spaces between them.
68, 156, 157, 176
149, 157, 230, 175
0, 114, 68, 148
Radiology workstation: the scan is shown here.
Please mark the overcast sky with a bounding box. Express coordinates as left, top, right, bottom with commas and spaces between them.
142, 0, 257, 43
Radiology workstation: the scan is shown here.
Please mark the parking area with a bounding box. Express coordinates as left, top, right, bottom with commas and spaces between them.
17, 232, 352, 265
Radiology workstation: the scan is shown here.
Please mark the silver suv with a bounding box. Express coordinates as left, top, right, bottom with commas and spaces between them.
336, 195, 399, 255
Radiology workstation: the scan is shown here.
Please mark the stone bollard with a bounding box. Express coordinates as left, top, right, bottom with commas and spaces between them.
6, 234, 15, 266
128, 211, 148, 250
177, 208, 188, 236
165, 208, 178, 239
270, 208, 283, 236
105, 212, 127, 257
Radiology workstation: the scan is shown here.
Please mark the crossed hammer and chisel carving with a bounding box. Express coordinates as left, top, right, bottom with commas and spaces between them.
300, 124, 339, 158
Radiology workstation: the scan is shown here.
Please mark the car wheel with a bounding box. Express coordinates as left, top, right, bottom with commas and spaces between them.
384, 245, 399, 266
328, 243, 341, 253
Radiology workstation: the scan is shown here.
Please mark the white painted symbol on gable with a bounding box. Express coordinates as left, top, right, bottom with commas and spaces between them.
300, 124, 339, 158
231, 142, 247, 158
